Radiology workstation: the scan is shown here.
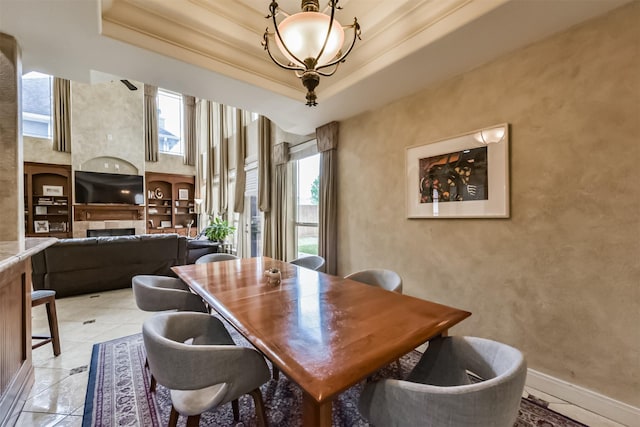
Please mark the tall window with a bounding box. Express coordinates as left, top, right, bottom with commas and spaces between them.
22, 71, 53, 139
157, 89, 183, 155
294, 153, 320, 257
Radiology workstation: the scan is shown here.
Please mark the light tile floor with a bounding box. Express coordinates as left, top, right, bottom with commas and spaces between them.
17, 288, 626, 427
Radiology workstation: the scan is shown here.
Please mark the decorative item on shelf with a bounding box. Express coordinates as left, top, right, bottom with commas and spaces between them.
160, 220, 172, 228
35, 206, 47, 215
148, 208, 158, 214
178, 188, 189, 200
202, 216, 236, 243
37, 197, 53, 205
34, 220, 49, 233
264, 267, 281, 286
154, 187, 164, 199
262, 0, 361, 106
42, 185, 64, 196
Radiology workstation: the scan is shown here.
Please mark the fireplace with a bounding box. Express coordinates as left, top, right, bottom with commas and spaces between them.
87, 228, 135, 237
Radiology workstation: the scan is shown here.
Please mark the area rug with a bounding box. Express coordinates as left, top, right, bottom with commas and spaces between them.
83, 322, 588, 427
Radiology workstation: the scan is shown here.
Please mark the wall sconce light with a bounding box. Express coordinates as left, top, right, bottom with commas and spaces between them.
474, 125, 506, 144
262, 0, 361, 106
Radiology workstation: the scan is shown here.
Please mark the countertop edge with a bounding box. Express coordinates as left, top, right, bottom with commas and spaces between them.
0, 237, 58, 272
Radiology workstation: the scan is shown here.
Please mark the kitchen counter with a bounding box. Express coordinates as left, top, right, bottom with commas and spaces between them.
0, 237, 57, 271
0, 236, 57, 426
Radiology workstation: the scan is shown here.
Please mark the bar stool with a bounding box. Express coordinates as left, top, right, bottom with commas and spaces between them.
31, 290, 61, 356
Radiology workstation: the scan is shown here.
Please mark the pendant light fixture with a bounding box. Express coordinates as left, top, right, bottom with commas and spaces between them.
262, 0, 361, 106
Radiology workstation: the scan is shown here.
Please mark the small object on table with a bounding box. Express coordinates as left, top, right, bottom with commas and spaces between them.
264, 268, 281, 286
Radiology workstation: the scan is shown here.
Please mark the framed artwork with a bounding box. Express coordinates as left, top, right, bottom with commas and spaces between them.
34, 220, 50, 233
160, 220, 172, 228
35, 206, 47, 215
178, 189, 189, 200
43, 185, 64, 196
406, 124, 510, 218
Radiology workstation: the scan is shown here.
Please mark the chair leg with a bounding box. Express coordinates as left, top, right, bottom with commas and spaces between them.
150, 374, 156, 392
186, 414, 201, 427
45, 297, 61, 356
168, 406, 180, 427
232, 399, 240, 421
249, 388, 268, 427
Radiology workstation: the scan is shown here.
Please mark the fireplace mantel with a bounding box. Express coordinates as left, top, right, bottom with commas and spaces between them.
74, 205, 144, 222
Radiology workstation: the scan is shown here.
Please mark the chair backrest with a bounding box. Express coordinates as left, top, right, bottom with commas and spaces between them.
345, 269, 402, 293
195, 253, 240, 264
132, 275, 207, 312
142, 312, 270, 402
290, 255, 325, 271
359, 336, 527, 427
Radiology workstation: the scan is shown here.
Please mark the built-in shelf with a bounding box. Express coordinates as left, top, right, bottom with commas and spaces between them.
24, 162, 72, 237
146, 172, 198, 237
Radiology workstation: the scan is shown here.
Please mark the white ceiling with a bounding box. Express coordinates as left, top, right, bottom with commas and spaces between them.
0, 0, 630, 134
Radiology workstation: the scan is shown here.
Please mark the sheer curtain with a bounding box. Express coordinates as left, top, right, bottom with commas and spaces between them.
316, 122, 339, 274
52, 77, 71, 153
144, 84, 158, 162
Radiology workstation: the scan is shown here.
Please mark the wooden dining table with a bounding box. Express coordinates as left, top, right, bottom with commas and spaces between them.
172, 256, 471, 426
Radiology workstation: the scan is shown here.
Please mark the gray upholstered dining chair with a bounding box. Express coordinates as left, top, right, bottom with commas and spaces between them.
345, 268, 403, 293
290, 255, 325, 271
132, 275, 207, 313
132, 274, 208, 392
195, 253, 240, 264
142, 312, 271, 427
359, 336, 527, 427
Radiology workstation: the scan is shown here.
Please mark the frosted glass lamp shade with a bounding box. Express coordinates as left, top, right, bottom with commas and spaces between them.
276, 12, 345, 66
474, 126, 506, 144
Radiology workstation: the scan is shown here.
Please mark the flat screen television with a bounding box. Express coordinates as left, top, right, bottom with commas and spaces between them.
75, 171, 144, 205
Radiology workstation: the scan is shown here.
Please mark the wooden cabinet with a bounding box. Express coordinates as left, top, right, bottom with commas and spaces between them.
146, 172, 198, 237
24, 162, 72, 238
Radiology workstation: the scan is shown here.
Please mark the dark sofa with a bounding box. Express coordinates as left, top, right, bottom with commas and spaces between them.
31, 234, 187, 298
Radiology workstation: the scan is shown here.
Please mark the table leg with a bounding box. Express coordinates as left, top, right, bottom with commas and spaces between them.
302, 393, 332, 427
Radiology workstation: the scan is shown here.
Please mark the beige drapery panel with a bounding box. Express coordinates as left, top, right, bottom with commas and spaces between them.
269, 143, 289, 260
52, 77, 71, 152
258, 116, 271, 212
216, 104, 228, 219
194, 99, 206, 231
317, 121, 339, 274
258, 116, 273, 256
183, 95, 196, 166
144, 84, 158, 162
233, 109, 246, 213
204, 101, 216, 219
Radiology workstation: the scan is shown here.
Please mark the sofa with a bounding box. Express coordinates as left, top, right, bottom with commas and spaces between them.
31, 234, 188, 298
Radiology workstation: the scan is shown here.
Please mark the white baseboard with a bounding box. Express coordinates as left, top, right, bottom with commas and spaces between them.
526, 369, 639, 427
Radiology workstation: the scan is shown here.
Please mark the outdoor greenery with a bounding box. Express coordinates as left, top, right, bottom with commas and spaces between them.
203, 216, 236, 242
298, 237, 318, 255
310, 176, 319, 205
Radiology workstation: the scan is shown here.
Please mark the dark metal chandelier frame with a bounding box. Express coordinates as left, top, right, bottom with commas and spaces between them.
262, 0, 361, 106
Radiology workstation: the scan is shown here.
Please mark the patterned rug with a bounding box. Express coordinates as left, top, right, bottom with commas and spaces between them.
83, 321, 588, 427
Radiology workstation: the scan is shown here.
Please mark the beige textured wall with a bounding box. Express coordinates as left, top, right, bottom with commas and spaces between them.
71, 80, 145, 175
23, 136, 70, 165
0, 33, 23, 241
338, 4, 639, 405
145, 153, 196, 176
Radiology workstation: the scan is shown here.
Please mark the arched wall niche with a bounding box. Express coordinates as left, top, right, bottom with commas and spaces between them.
79, 156, 139, 175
